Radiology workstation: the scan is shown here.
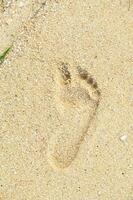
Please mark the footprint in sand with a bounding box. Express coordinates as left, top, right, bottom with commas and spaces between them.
47, 62, 101, 170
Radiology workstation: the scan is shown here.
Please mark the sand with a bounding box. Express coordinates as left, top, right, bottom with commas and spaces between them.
0, 0, 133, 199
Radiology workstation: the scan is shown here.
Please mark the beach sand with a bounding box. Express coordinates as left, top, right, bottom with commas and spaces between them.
0, 0, 133, 199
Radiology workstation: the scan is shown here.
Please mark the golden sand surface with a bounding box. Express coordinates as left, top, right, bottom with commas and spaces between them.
0, 0, 133, 199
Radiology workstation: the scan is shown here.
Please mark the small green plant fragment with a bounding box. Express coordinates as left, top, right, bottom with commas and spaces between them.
0, 46, 12, 65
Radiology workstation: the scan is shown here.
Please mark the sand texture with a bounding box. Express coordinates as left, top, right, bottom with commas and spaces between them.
0, 0, 133, 200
